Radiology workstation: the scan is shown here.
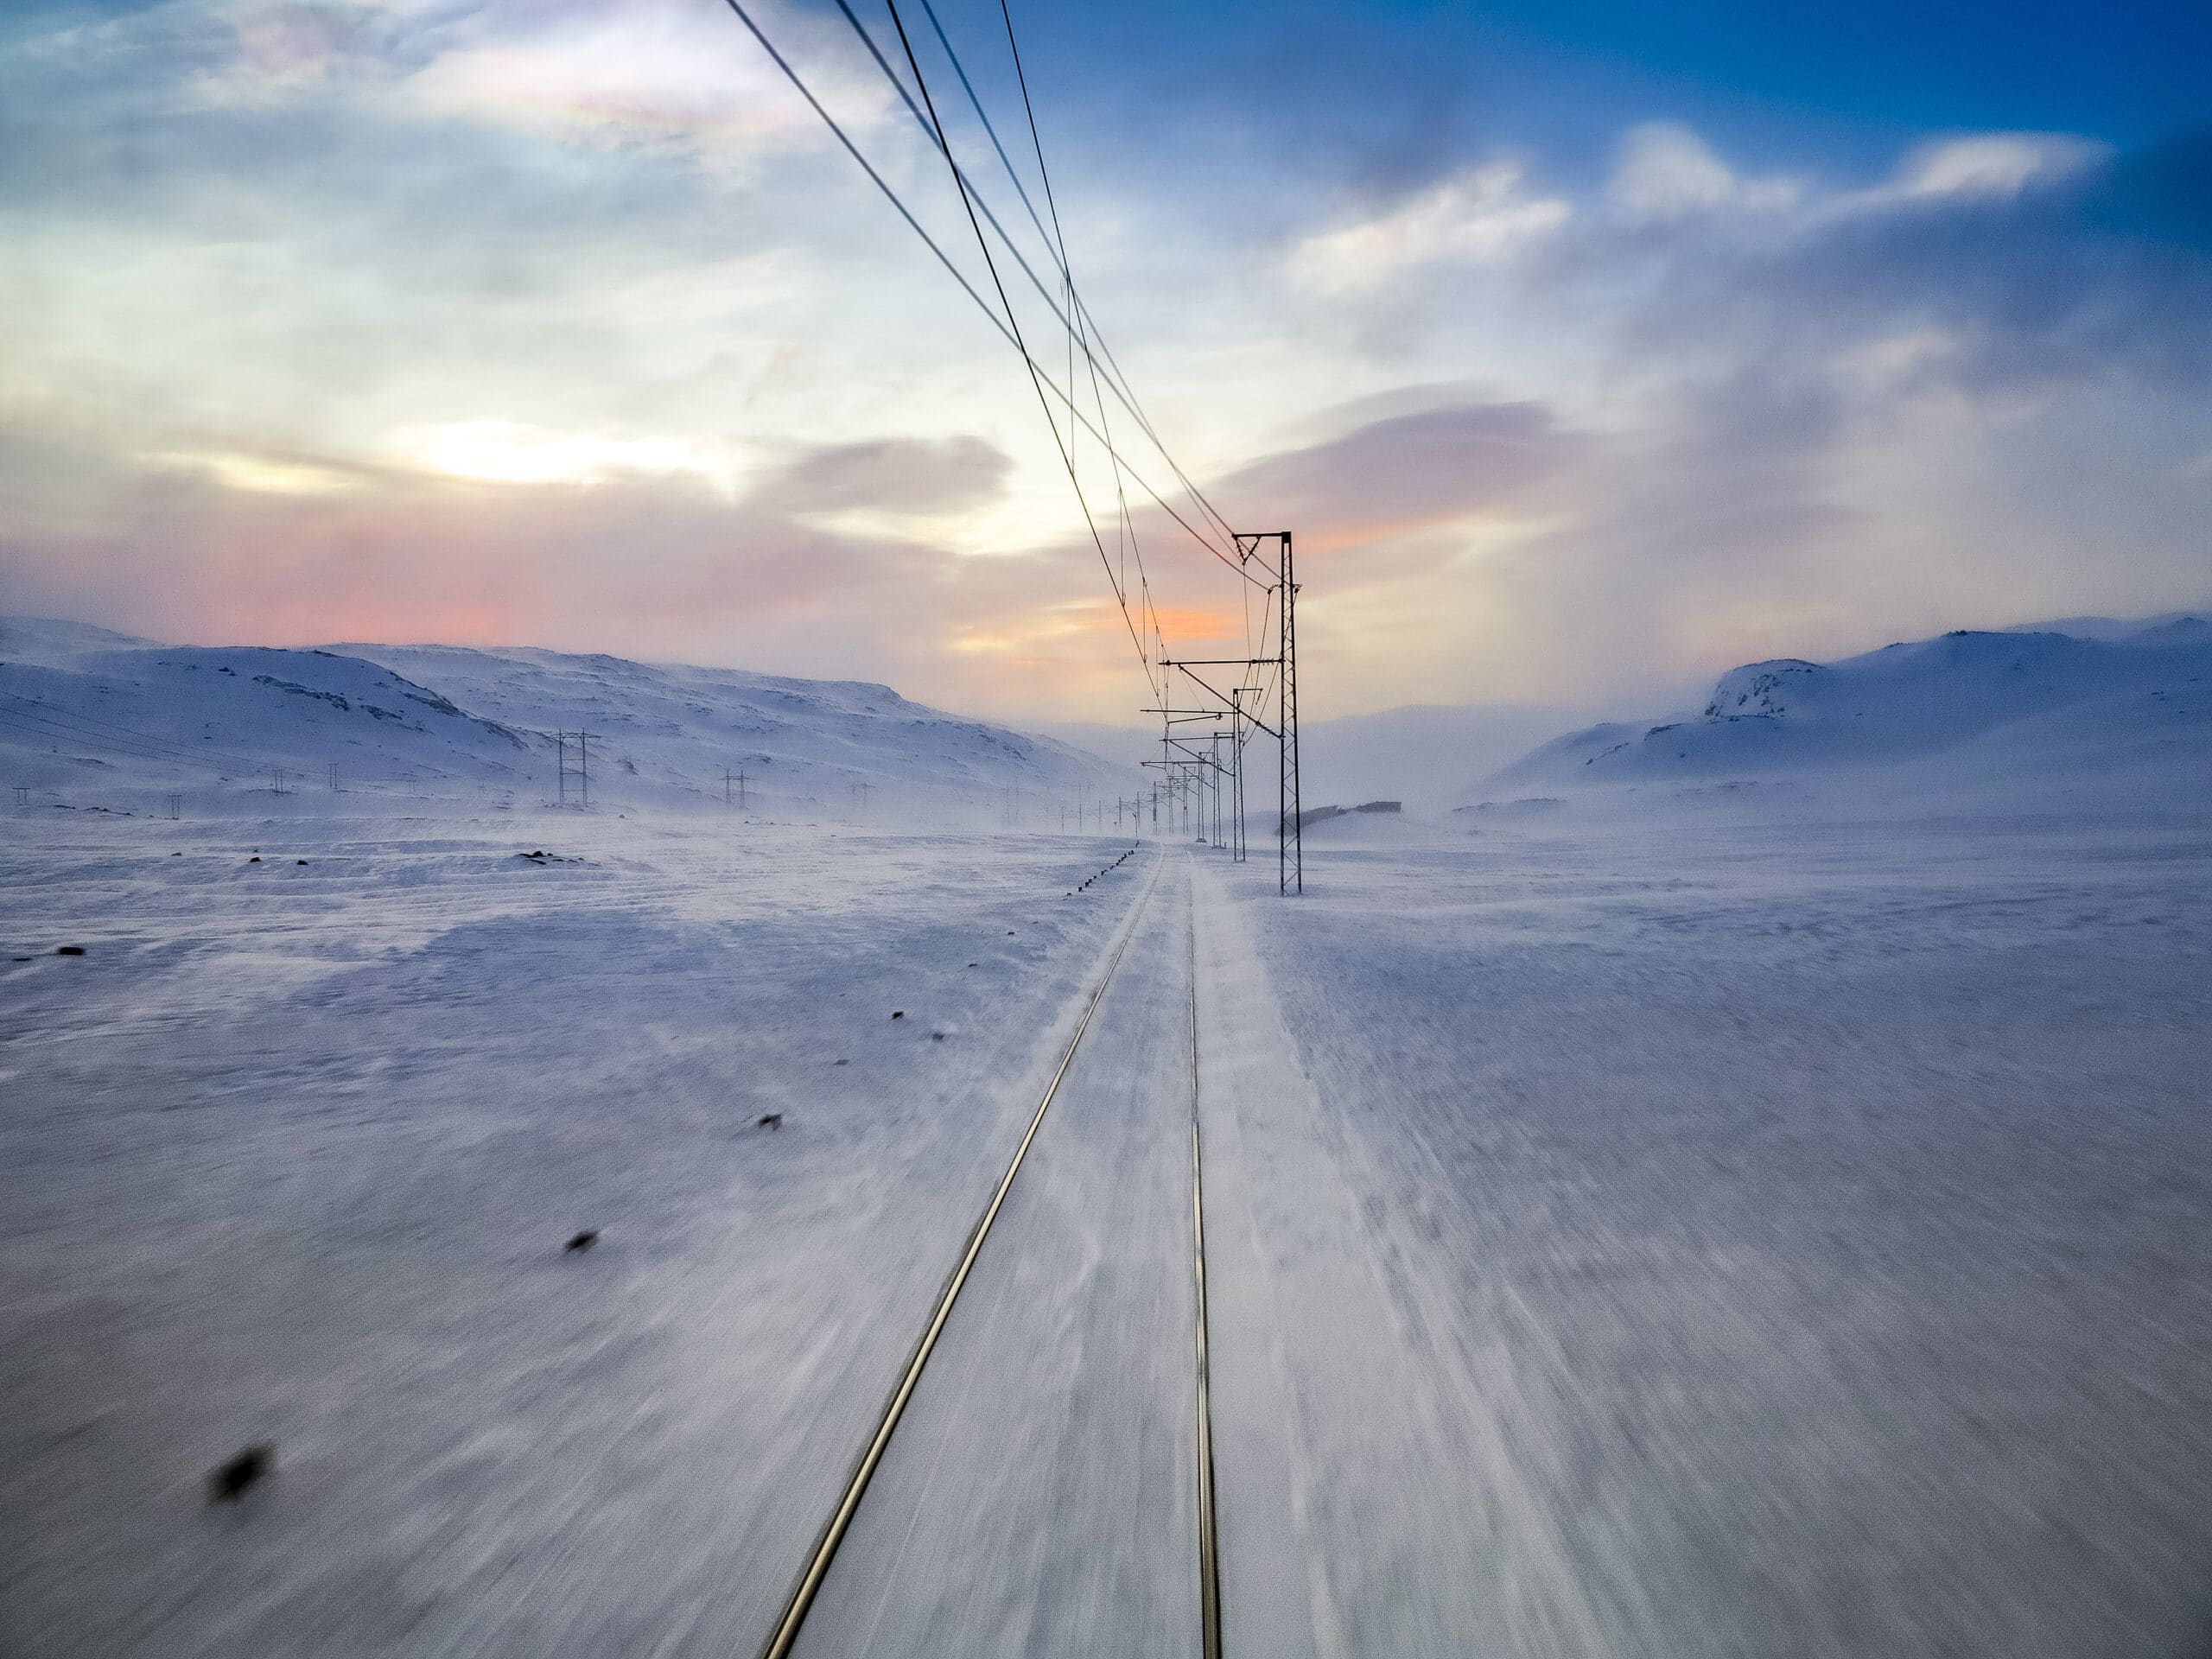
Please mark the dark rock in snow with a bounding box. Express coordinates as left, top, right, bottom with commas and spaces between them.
54, 945, 86, 957
564, 1230, 599, 1253
757, 1114, 783, 1128
891, 1010, 904, 1020
209, 1446, 273, 1503
248, 856, 260, 863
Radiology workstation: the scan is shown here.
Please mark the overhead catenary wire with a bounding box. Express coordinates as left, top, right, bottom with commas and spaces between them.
915, 0, 1242, 561
718, 0, 1263, 596
830, 0, 1236, 577
875, 0, 1159, 697
973, 0, 1168, 679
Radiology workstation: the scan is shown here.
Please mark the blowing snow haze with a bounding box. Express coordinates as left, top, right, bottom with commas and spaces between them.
7, 0, 2212, 1656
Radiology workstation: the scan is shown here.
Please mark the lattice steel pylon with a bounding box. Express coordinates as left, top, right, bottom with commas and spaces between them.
1154, 531, 1300, 894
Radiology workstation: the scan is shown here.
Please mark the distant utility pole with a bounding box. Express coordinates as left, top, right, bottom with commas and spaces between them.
11, 785, 27, 808
737, 770, 748, 810
723, 767, 734, 805
327, 763, 339, 793
269, 766, 289, 796
577, 732, 598, 809
167, 792, 181, 819
556, 733, 569, 805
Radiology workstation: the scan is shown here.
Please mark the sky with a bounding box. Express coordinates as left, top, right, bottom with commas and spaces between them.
2, 0, 2208, 726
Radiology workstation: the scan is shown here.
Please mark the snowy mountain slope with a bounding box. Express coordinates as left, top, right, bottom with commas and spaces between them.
1482, 621, 2212, 810
2002, 611, 2211, 643
0, 615, 158, 670
0, 618, 1125, 818
0, 639, 532, 799
341, 642, 1122, 813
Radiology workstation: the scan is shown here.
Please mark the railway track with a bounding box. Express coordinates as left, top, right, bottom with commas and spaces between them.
756, 849, 1225, 1659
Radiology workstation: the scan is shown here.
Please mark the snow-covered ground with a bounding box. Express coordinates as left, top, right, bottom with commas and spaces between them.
0, 807, 1156, 1656
1205, 806, 2212, 1656
5, 791, 2210, 1653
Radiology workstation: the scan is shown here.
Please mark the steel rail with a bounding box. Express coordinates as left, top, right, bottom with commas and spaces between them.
754, 854, 1162, 1659
1189, 877, 1224, 1659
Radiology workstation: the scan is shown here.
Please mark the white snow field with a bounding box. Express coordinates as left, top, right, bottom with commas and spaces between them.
5, 612, 2212, 1657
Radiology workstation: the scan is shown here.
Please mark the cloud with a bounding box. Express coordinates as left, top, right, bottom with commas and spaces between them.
1535, 123, 2212, 399
1610, 123, 1801, 220
1218, 399, 1583, 554
1288, 162, 1568, 293
1891, 131, 2110, 200
757, 435, 1013, 518
7, 0, 2211, 726
389, 0, 896, 168
382, 421, 743, 490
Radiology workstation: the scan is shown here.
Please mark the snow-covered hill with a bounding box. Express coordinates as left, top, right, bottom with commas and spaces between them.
0, 617, 1126, 822
1481, 617, 2212, 813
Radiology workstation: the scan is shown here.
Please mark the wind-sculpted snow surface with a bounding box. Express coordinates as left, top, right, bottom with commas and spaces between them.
1205, 814, 2212, 1656
5, 802, 2209, 1656
0, 810, 1159, 1657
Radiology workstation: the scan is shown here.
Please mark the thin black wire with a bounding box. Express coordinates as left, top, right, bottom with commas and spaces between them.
721, 0, 1255, 590
877, 0, 1154, 686
0, 708, 231, 772
836, 0, 1226, 566
983, 0, 1164, 697
919, 0, 1236, 561
0, 694, 263, 772
818, 0, 1256, 585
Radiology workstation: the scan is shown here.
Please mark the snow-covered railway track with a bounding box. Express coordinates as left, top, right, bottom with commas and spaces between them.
1187, 892, 1224, 1659
754, 849, 1224, 1659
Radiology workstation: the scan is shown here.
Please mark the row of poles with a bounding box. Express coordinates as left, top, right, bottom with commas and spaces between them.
1144, 531, 1301, 894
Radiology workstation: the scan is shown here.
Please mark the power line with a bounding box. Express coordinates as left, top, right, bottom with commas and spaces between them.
880, 0, 1154, 690
931, 0, 1243, 555
716, 0, 1264, 595
0, 690, 264, 772
833, 0, 1231, 574
972, 0, 1166, 690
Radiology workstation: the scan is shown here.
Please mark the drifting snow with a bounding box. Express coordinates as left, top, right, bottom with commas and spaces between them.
6, 610, 2211, 1656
